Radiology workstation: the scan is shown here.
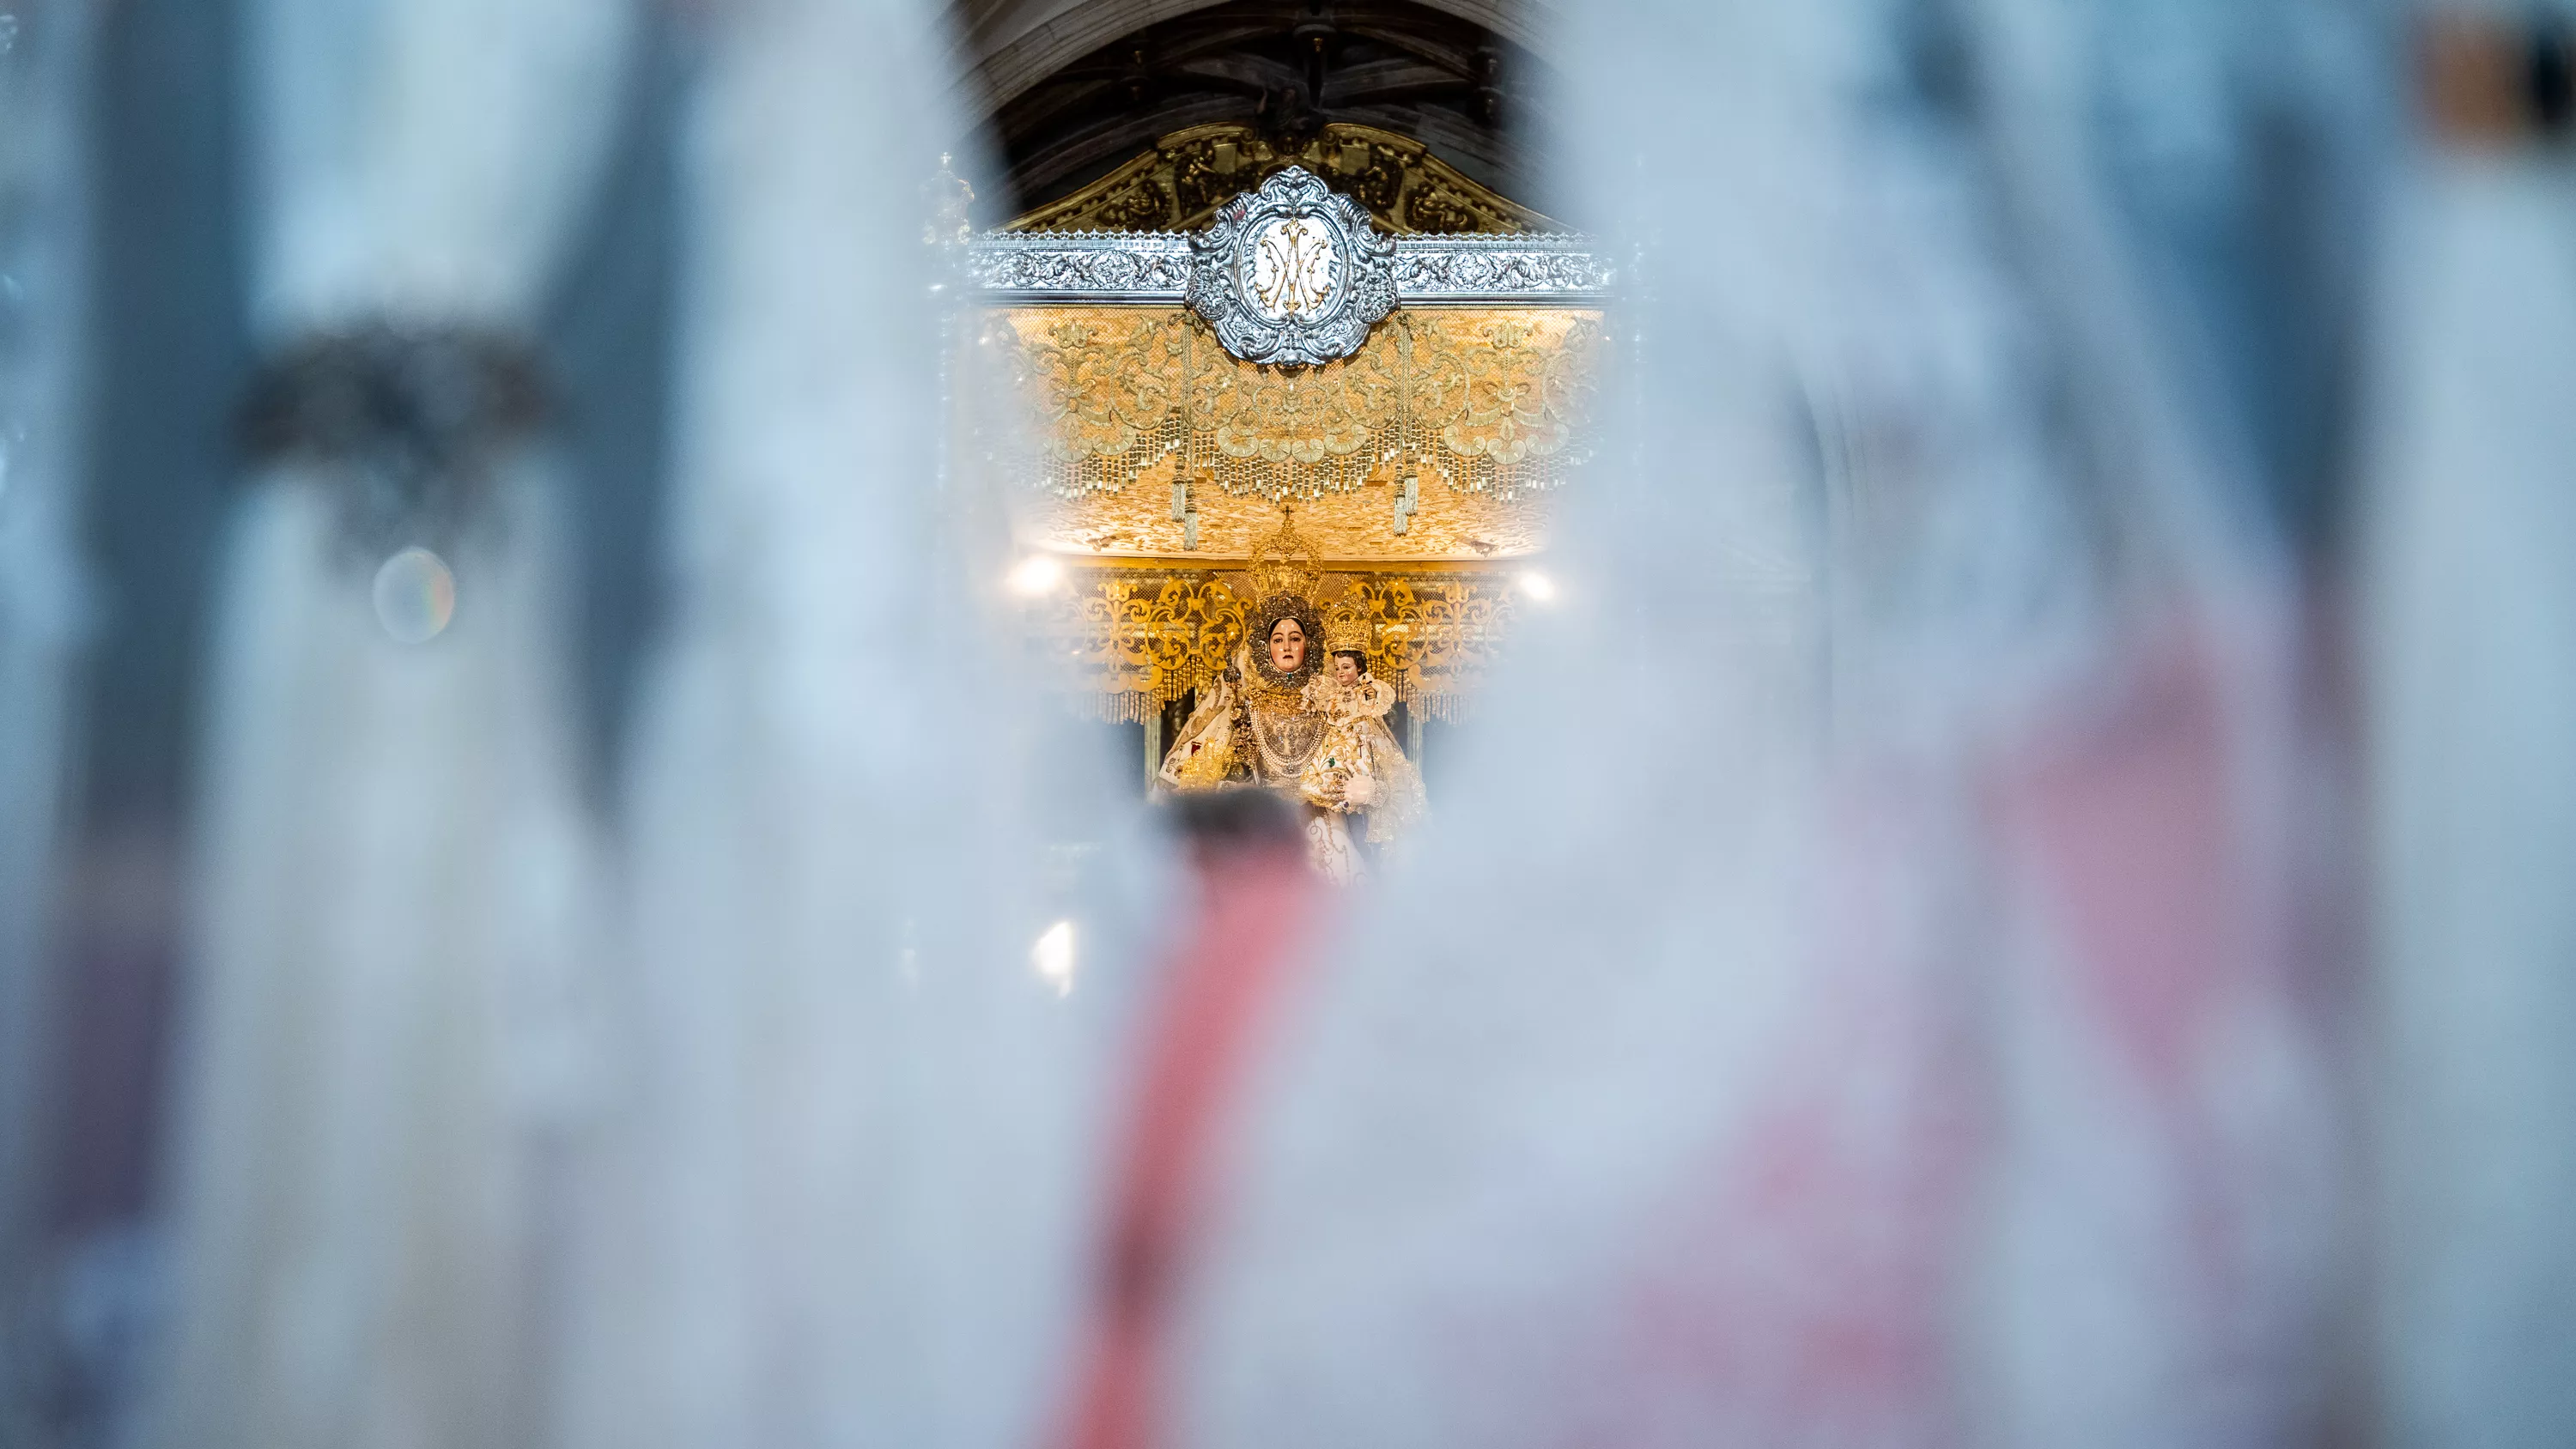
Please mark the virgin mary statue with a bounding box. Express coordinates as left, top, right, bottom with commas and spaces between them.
1157, 512, 1425, 881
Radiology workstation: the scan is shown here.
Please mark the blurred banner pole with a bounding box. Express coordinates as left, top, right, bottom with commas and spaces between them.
2365, 8, 2576, 1440
0, 0, 94, 1397
1169, 2, 2365, 1445
558, 3, 1091, 1447
143, 2, 635, 1446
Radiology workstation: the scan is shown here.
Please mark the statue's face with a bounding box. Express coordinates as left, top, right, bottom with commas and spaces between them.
1332, 652, 1361, 685
1268, 618, 1307, 673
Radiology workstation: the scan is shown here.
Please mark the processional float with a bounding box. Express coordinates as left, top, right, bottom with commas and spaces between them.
961, 123, 1612, 773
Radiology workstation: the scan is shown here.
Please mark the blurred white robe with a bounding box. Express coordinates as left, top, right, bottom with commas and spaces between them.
149, 3, 634, 1446
2362, 98, 2576, 1446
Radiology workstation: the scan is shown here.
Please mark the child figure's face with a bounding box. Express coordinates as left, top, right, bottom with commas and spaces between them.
1332, 653, 1362, 686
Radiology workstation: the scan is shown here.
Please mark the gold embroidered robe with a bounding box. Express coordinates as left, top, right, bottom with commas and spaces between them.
1297, 673, 1428, 846
1157, 644, 1365, 880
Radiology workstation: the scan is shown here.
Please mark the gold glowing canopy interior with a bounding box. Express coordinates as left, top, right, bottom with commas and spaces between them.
989, 305, 1600, 561
992, 130, 1589, 720
987, 125, 1601, 568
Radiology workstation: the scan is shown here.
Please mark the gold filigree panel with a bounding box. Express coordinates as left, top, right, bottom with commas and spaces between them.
1036, 565, 1520, 720
1005, 122, 1558, 236
1031, 574, 1247, 706
1346, 578, 1515, 712
988, 306, 1602, 504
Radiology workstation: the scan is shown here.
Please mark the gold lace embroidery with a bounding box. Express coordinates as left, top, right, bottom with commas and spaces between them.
1250, 705, 1326, 779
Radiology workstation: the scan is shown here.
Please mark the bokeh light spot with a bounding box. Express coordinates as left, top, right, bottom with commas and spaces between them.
1032, 919, 1075, 996
1010, 554, 1067, 596
372, 547, 456, 643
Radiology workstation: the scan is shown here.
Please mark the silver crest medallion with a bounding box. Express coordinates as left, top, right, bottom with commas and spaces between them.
1187, 167, 1396, 367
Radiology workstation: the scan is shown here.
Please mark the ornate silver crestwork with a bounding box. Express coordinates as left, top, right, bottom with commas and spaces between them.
1388, 237, 1616, 300
965, 231, 1194, 302
1183, 167, 1394, 367
967, 182, 1613, 321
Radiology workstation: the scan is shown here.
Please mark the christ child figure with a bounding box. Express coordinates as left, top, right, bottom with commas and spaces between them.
1298, 649, 1425, 843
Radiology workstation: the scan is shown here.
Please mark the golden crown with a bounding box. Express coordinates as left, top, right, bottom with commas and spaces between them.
1321, 605, 1370, 656
1244, 506, 1323, 606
